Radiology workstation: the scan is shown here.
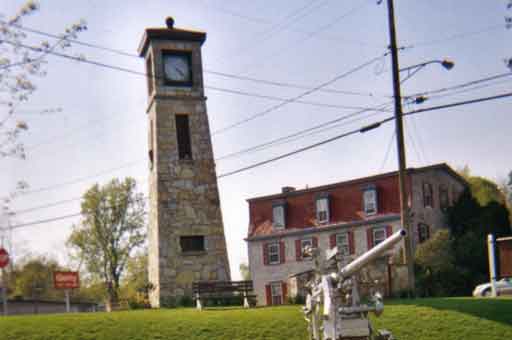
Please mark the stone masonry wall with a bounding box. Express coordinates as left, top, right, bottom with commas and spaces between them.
146, 38, 231, 307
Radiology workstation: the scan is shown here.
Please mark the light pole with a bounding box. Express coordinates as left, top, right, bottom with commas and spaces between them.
385, 0, 454, 296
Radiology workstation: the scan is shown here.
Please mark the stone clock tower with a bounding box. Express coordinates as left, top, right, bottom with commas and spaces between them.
138, 18, 231, 307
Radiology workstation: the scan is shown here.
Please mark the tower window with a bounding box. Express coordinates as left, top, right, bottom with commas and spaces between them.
180, 236, 205, 252
176, 114, 192, 160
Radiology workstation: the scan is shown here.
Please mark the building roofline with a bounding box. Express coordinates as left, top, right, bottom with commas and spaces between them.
245, 214, 400, 242
246, 163, 467, 203
138, 27, 207, 57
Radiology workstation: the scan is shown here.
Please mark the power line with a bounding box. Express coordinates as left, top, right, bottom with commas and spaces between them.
7, 20, 385, 98
379, 128, 396, 172
212, 53, 387, 135
205, 70, 384, 98
5, 213, 81, 230
404, 72, 512, 99
1, 39, 385, 130
411, 24, 505, 48
216, 102, 392, 160
218, 91, 512, 178
21, 159, 144, 195
235, 0, 370, 74
8, 92, 512, 229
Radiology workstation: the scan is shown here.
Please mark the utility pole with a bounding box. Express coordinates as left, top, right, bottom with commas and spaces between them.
385, 0, 415, 295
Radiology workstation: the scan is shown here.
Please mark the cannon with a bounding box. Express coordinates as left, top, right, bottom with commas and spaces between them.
303, 229, 406, 340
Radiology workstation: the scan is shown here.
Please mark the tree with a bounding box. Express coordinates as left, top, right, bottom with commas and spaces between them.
7, 254, 62, 300
67, 178, 146, 311
415, 230, 457, 297
119, 252, 152, 308
0, 1, 87, 159
239, 263, 251, 280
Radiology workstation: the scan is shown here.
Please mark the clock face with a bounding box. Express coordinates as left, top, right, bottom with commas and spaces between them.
163, 53, 192, 85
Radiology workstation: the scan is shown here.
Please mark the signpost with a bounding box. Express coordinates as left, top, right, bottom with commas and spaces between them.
0, 248, 9, 316
53, 271, 80, 313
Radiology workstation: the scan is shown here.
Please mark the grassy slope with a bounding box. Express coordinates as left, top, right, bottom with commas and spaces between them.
0, 298, 511, 340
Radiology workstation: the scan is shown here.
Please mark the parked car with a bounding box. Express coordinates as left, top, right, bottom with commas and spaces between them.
473, 278, 512, 297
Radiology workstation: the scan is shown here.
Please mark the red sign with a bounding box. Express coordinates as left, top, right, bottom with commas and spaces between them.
53, 271, 80, 289
0, 248, 9, 268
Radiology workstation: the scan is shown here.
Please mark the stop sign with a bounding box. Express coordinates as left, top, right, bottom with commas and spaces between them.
0, 248, 9, 268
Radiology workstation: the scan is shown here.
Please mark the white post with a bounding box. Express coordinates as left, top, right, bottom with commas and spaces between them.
65, 289, 70, 313
487, 234, 498, 297
195, 293, 202, 311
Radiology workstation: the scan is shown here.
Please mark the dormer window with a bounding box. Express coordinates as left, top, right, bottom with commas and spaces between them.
363, 186, 378, 215
272, 202, 286, 230
315, 194, 330, 224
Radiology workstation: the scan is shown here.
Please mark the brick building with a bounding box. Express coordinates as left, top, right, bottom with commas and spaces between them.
245, 163, 467, 306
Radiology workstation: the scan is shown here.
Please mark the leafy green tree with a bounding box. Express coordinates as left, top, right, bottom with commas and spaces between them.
415, 230, 456, 296
67, 178, 146, 311
7, 255, 64, 300
120, 252, 152, 308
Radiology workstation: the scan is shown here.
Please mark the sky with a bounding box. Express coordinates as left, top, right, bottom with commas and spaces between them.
0, 0, 510, 280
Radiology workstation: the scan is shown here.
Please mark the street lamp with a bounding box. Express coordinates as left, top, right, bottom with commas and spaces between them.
400, 59, 455, 84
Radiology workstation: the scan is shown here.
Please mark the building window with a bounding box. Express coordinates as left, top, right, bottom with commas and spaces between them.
418, 224, 430, 243
439, 185, 449, 210
272, 205, 285, 230
270, 282, 283, 305
336, 233, 350, 256
363, 188, 378, 215
423, 182, 433, 208
149, 119, 154, 170
300, 238, 313, 260
180, 236, 205, 252
176, 114, 192, 160
373, 227, 387, 247
316, 197, 330, 223
268, 242, 281, 264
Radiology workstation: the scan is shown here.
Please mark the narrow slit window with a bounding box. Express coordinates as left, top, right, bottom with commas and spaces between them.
176, 114, 192, 160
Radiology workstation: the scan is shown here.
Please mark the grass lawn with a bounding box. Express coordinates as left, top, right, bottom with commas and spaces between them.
0, 298, 511, 340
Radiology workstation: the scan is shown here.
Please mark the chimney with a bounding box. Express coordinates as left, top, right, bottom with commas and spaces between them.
281, 186, 296, 194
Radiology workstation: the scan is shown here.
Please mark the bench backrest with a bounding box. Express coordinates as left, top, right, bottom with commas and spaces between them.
193, 280, 253, 294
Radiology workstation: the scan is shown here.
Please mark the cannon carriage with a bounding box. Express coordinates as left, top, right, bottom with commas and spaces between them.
303, 229, 407, 340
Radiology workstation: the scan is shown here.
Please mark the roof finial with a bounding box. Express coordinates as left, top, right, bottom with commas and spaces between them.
166, 17, 175, 29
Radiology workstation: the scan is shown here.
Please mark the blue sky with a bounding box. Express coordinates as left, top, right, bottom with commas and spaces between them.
0, 0, 510, 279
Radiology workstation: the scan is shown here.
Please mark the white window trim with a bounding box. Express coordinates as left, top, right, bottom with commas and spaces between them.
336, 232, 350, 256
364, 189, 377, 216
272, 205, 285, 230
300, 238, 313, 260
316, 197, 330, 223
268, 242, 281, 265
373, 227, 387, 247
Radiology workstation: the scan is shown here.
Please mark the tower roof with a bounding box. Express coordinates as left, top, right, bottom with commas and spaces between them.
138, 19, 206, 57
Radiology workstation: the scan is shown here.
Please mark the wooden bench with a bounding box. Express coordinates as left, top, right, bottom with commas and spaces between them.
192, 280, 256, 310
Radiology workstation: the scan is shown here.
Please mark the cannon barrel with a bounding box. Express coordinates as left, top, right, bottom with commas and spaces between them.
339, 228, 406, 279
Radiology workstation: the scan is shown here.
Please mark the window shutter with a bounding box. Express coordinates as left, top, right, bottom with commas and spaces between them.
348, 231, 355, 255
295, 240, 302, 261
280, 241, 285, 264
263, 243, 269, 266
367, 229, 373, 250
265, 284, 272, 306
312, 237, 318, 248
282, 282, 288, 304
386, 225, 393, 238
330, 234, 336, 249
